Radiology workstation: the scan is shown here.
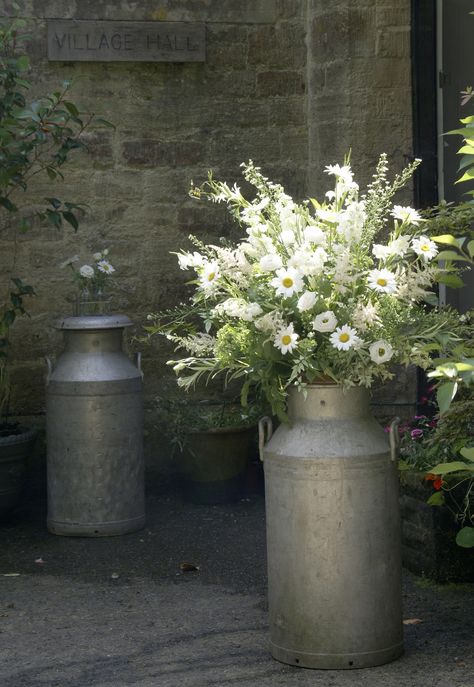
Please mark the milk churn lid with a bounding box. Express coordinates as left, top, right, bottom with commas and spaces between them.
55, 315, 133, 330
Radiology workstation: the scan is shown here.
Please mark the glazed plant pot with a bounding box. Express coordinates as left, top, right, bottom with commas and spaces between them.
179, 425, 254, 504
0, 426, 37, 519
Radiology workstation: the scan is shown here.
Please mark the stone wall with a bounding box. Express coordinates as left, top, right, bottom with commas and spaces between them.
1, 0, 415, 470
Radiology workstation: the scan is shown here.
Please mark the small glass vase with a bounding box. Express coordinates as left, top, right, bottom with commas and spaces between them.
71, 288, 113, 316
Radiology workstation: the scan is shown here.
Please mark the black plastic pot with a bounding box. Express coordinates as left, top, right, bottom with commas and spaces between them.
179, 425, 255, 504
0, 426, 36, 519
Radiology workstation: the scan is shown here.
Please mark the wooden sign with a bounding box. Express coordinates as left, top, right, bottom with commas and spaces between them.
47, 20, 206, 62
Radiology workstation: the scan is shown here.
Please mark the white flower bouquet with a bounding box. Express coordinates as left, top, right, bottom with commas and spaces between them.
61, 248, 116, 315
147, 155, 463, 418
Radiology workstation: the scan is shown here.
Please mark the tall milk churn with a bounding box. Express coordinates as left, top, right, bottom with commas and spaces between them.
259, 384, 403, 669
46, 315, 145, 536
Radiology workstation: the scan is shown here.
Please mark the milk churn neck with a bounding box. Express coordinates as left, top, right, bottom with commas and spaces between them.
288, 384, 371, 420
55, 315, 133, 330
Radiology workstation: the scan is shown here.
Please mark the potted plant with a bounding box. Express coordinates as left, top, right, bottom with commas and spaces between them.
398, 400, 474, 582
0, 16, 111, 517
145, 156, 467, 668
155, 393, 263, 504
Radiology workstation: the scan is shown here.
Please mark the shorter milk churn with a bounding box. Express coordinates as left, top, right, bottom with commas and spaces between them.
259, 384, 403, 669
46, 315, 145, 536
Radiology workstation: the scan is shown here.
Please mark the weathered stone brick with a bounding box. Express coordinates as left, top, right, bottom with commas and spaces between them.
376, 27, 411, 58
257, 70, 305, 97
248, 23, 306, 68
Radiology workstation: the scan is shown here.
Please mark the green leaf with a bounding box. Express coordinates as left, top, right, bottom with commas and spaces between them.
456, 526, 474, 548
437, 381, 458, 414
0, 196, 17, 212
460, 446, 474, 462
63, 101, 79, 117
431, 234, 459, 246
460, 115, 474, 124
436, 273, 465, 288
427, 492, 445, 506
430, 461, 474, 475
94, 117, 115, 129
467, 240, 474, 258
46, 167, 57, 180
457, 168, 474, 183
62, 211, 79, 231
435, 250, 472, 262
458, 144, 474, 155
16, 55, 29, 71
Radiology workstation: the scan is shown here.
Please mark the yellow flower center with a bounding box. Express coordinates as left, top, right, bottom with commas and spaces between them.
282, 277, 294, 288
420, 244, 430, 251
282, 335, 292, 346
377, 278, 387, 287
378, 347, 386, 356
207, 271, 215, 281
339, 333, 350, 343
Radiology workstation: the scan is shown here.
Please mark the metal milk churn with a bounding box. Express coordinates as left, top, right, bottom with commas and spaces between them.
259, 384, 403, 669
46, 315, 145, 536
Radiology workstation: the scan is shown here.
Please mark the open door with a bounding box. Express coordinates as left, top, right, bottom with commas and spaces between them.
440, 0, 474, 311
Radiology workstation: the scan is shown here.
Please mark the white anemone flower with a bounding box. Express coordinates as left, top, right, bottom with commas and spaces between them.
372, 244, 392, 260
241, 302, 263, 322
97, 259, 115, 275
79, 264, 94, 279
367, 268, 397, 294
411, 236, 438, 262
280, 229, 296, 246
271, 267, 304, 298
329, 325, 362, 351
274, 323, 299, 355
304, 225, 327, 246
313, 310, 337, 332
369, 340, 395, 364
259, 253, 283, 272
199, 261, 220, 292
388, 235, 410, 257
297, 291, 317, 312
391, 205, 422, 226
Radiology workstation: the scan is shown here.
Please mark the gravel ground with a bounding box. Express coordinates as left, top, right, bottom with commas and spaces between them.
0, 481, 472, 687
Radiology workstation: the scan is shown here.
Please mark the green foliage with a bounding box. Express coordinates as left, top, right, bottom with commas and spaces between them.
0, 16, 113, 421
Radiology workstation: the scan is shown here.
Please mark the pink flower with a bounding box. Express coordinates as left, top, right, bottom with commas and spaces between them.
411, 428, 424, 439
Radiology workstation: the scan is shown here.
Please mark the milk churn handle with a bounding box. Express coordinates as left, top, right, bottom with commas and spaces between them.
45, 356, 55, 385
389, 417, 400, 463
258, 416, 273, 462
135, 352, 144, 379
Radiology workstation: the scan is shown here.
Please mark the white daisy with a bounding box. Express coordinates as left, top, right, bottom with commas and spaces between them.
367, 268, 397, 294
329, 325, 362, 351
391, 205, 422, 226
199, 261, 220, 292
259, 253, 283, 272
411, 236, 438, 262
369, 340, 394, 364
274, 323, 299, 355
313, 310, 337, 333
271, 267, 304, 298
79, 264, 94, 279
97, 260, 115, 274
297, 291, 317, 312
